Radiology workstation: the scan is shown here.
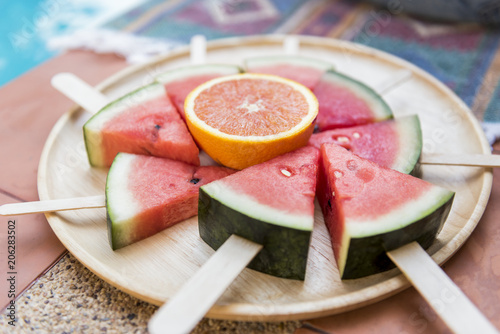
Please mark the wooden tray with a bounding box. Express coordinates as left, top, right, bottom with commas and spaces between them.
37, 35, 493, 321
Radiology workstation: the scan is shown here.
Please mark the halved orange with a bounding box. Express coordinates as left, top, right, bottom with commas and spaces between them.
184, 73, 319, 169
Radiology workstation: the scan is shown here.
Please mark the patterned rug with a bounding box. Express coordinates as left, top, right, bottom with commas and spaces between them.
102, 0, 500, 123
51, 0, 500, 137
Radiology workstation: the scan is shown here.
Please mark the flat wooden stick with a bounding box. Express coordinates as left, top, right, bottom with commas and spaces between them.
420, 153, 500, 167
388, 242, 498, 334
148, 235, 263, 334
0, 195, 106, 216
51, 72, 110, 114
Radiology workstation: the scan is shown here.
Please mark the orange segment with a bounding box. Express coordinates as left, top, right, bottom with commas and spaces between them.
185, 73, 318, 170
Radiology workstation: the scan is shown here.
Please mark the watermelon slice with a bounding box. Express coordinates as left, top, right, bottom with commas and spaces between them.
198, 146, 319, 280
317, 143, 454, 279
244, 55, 334, 90
83, 83, 200, 167
313, 70, 393, 131
106, 153, 235, 250
309, 115, 422, 175
155, 64, 243, 120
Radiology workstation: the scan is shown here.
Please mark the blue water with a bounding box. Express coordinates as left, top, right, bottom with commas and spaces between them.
0, 1, 57, 87
0, 0, 142, 87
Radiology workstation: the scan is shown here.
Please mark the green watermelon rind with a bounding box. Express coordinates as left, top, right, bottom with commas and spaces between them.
83, 83, 166, 167
319, 70, 394, 125
155, 64, 243, 85
390, 115, 422, 176
198, 188, 312, 280
106, 153, 140, 250
341, 191, 454, 279
244, 55, 335, 72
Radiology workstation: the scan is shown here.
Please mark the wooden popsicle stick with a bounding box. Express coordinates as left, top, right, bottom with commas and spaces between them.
51, 72, 110, 114
190, 35, 207, 65
420, 153, 500, 167
0, 195, 106, 216
387, 242, 498, 334
148, 235, 262, 334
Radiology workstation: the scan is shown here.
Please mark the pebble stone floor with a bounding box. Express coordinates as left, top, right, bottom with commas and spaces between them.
0, 253, 302, 333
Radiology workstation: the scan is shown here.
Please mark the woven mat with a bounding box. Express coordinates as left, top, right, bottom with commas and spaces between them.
0, 253, 302, 333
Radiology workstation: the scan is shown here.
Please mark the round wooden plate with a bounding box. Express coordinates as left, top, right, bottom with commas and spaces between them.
37, 35, 492, 321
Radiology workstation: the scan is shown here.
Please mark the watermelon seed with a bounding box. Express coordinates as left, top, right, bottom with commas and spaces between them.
334, 171, 343, 178
353, 132, 360, 139
190, 178, 200, 184
327, 199, 332, 208
154, 124, 161, 130
281, 169, 292, 177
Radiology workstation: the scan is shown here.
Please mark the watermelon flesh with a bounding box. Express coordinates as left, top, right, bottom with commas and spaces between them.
244, 55, 334, 90
317, 143, 454, 279
83, 83, 200, 167
313, 70, 393, 131
198, 146, 319, 280
309, 115, 422, 175
106, 153, 235, 250
155, 64, 242, 121
164, 74, 220, 120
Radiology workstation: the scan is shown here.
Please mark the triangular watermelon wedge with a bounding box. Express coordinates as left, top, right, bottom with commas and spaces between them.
106, 153, 235, 250
83, 83, 200, 167
317, 143, 454, 279
155, 64, 243, 121
309, 115, 422, 175
198, 146, 319, 280
244, 55, 334, 90
313, 70, 393, 131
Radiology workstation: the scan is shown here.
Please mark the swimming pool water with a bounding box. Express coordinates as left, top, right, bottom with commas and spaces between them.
0, 0, 143, 87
